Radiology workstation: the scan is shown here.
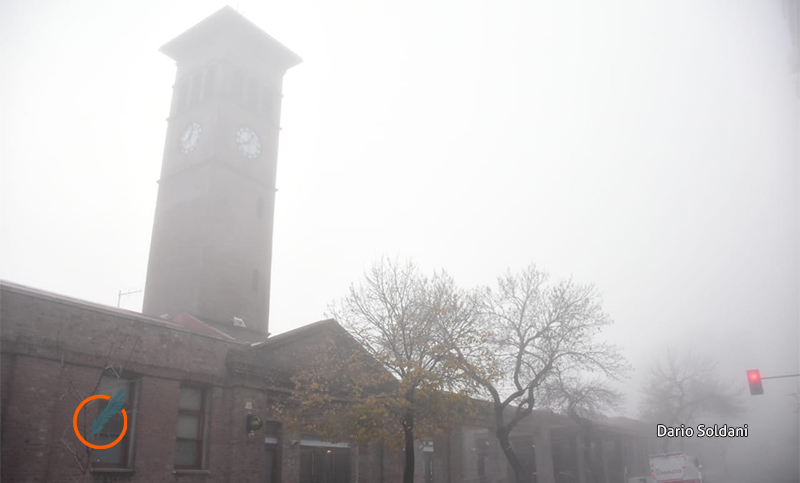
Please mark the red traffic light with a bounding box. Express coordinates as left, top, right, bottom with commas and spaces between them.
747, 369, 764, 395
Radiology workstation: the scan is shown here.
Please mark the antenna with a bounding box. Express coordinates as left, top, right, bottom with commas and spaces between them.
117, 289, 143, 308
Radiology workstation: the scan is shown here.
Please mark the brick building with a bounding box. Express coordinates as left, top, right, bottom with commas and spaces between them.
0, 280, 653, 483
0, 280, 405, 482
0, 6, 652, 483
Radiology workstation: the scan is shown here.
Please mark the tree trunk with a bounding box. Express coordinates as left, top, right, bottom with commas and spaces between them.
403, 408, 415, 483
497, 428, 531, 483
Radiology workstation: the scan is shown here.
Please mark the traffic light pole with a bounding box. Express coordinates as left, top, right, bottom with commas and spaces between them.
747, 370, 798, 395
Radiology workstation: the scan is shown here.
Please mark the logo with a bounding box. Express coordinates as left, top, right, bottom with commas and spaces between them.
73, 389, 128, 449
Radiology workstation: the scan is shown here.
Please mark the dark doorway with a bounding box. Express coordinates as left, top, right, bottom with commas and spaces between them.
509, 435, 537, 483
265, 447, 278, 483
423, 452, 434, 483
264, 421, 281, 483
299, 447, 351, 483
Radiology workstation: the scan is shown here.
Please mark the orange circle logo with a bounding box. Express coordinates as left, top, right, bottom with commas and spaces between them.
73, 394, 127, 449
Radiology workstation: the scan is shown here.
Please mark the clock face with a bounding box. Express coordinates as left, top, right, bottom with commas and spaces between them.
236, 127, 261, 159
179, 122, 202, 154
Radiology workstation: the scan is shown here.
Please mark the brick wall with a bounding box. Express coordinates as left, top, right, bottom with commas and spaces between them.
0, 284, 245, 482
0, 284, 404, 483
2, 355, 63, 482
4, 281, 635, 483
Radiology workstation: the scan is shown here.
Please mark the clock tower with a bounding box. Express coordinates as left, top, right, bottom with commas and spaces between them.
143, 7, 301, 336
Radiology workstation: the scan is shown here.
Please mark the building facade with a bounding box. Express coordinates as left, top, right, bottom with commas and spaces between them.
1, 6, 652, 483
0, 280, 654, 483
0, 280, 406, 483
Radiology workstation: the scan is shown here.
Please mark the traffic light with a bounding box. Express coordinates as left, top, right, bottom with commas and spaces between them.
747, 369, 764, 395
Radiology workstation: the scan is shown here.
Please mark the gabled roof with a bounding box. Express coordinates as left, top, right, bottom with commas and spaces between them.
248, 318, 342, 350
599, 416, 651, 436
160, 5, 302, 70
227, 318, 397, 394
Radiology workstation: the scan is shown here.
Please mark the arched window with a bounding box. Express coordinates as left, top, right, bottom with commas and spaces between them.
246, 78, 260, 109
231, 69, 244, 103
173, 78, 190, 114
260, 86, 273, 119
204, 66, 216, 102
190, 72, 204, 105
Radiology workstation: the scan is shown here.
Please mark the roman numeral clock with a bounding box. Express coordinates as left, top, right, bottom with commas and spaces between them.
143, 7, 302, 336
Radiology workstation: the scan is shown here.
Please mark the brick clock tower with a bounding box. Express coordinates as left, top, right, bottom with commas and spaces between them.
143, 7, 301, 336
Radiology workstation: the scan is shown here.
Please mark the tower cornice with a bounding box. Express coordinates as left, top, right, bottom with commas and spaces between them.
160, 6, 302, 71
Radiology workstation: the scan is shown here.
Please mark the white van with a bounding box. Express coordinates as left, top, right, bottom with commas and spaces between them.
649, 452, 703, 483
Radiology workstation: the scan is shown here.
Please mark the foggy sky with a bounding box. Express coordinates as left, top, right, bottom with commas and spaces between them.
1, 0, 798, 478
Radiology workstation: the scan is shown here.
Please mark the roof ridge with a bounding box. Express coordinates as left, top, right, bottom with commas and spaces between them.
0, 279, 245, 344
250, 318, 340, 349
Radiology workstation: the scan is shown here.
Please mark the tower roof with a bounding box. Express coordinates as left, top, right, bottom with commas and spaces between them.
160, 5, 302, 71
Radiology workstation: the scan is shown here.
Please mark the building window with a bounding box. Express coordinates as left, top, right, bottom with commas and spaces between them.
174, 385, 208, 469
190, 72, 204, 106
174, 78, 190, 114
204, 65, 216, 102
477, 442, 488, 481
299, 446, 350, 483
422, 441, 434, 483
91, 375, 138, 469
247, 78, 260, 109
260, 86, 272, 118
509, 434, 537, 483
231, 69, 244, 103
264, 422, 281, 483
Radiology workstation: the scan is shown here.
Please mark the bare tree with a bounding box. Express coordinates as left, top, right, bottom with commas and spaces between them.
438, 264, 627, 483
540, 371, 623, 421
326, 258, 475, 483
639, 348, 743, 438
539, 372, 624, 483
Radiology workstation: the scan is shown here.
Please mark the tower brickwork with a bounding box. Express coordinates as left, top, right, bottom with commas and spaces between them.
143, 7, 301, 335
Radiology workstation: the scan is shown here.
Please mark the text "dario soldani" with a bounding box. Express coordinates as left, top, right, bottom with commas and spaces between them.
657, 424, 748, 438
